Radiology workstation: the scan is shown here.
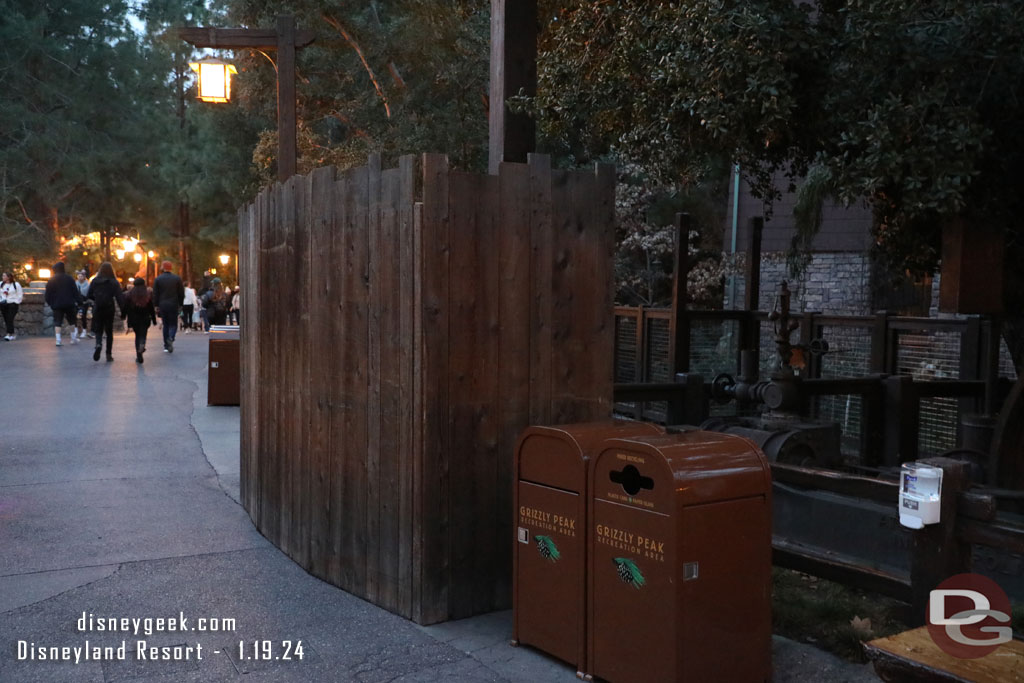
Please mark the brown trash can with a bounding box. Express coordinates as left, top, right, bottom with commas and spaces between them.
207, 326, 240, 406
513, 420, 663, 678
587, 431, 772, 683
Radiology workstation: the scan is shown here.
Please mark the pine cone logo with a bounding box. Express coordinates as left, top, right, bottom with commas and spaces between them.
534, 535, 561, 563
613, 557, 645, 588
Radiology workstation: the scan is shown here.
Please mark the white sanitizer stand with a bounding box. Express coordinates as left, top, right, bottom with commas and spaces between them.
899, 463, 943, 529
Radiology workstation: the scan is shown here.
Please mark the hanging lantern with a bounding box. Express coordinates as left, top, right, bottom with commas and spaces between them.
189, 57, 237, 103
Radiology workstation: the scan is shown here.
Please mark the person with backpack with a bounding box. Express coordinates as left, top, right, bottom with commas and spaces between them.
201, 279, 229, 327
86, 262, 126, 362
122, 278, 157, 364
44, 262, 84, 347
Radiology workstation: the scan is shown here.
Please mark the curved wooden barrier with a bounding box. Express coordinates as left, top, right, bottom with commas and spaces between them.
238, 154, 615, 623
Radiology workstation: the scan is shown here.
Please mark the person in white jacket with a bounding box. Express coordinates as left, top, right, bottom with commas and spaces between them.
1, 271, 24, 340
182, 283, 197, 334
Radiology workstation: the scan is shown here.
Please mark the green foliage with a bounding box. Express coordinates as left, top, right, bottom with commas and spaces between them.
225, 0, 490, 182
530, 1, 1024, 276
614, 161, 724, 307
0, 0, 159, 258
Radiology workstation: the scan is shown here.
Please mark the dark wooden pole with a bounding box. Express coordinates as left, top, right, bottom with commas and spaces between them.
276, 15, 297, 182
744, 216, 764, 352
488, 0, 537, 174
178, 17, 314, 183
669, 213, 691, 374
909, 458, 971, 626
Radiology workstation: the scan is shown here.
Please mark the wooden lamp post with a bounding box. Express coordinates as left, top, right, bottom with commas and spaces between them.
178, 15, 315, 182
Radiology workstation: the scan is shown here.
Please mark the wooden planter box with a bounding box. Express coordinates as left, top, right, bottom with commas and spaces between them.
238, 154, 615, 623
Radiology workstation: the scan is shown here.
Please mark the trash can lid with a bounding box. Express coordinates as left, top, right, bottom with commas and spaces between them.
594, 430, 770, 511
517, 420, 663, 493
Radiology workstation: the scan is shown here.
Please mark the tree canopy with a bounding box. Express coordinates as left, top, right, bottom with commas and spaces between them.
529, 0, 1024, 367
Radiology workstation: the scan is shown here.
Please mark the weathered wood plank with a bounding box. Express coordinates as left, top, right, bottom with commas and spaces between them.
592, 163, 617, 417
326, 169, 350, 587
237, 204, 250, 510
397, 155, 416, 618
865, 626, 1024, 683
262, 183, 283, 543
495, 161, 531, 609
418, 153, 451, 623
292, 173, 312, 569
366, 154, 383, 605
340, 164, 370, 596
307, 165, 335, 579
549, 168, 577, 422
374, 165, 403, 613
411, 200, 426, 621
447, 170, 482, 620
278, 176, 298, 559
527, 154, 553, 425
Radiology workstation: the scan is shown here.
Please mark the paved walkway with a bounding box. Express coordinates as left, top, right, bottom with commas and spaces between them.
0, 334, 880, 682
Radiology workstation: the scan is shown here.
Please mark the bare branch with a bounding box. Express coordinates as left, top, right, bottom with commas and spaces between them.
321, 12, 391, 119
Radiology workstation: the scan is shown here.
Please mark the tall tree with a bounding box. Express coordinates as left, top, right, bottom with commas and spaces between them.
0, 0, 170, 261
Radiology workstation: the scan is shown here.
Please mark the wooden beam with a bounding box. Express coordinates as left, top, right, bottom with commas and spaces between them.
488, 0, 537, 174
177, 27, 316, 50
276, 15, 297, 182
669, 213, 690, 374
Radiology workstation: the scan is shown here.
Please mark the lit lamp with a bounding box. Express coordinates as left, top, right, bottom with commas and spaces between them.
133, 252, 143, 263
219, 253, 230, 266
148, 251, 155, 258
115, 249, 126, 260
38, 268, 52, 279
24, 264, 33, 272
189, 57, 237, 103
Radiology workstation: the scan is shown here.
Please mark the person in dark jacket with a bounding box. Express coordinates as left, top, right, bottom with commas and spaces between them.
44, 261, 84, 347
152, 260, 184, 353
122, 278, 157, 364
86, 262, 126, 362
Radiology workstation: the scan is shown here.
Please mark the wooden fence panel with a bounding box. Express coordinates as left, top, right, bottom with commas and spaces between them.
240, 155, 615, 623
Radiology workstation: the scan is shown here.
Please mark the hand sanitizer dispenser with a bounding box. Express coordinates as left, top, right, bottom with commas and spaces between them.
899, 463, 943, 529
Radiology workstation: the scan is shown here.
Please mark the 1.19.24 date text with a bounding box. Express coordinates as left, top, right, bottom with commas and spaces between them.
237, 640, 304, 661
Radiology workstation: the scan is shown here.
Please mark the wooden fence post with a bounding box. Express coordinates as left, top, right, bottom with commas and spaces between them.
744, 217, 763, 354
870, 311, 890, 374
669, 213, 691, 375
909, 457, 972, 625
884, 375, 919, 466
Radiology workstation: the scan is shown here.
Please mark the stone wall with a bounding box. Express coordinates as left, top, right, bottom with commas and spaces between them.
8, 288, 49, 337
728, 251, 873, 315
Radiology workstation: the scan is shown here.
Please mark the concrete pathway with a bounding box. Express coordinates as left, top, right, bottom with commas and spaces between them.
0, 334, 880, 682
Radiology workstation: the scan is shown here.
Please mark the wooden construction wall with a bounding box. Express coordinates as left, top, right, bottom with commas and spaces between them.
239, 153, 615, 624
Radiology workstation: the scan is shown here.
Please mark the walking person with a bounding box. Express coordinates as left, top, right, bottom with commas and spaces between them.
75, 270, 92, 340
122, 278, 157, 364
182, 282, 197, 334
44, 262, 84, 347
153, 260, 184, 353
230, 286, 241, 326
86, 262, 125, 362
1, 272, 24, 341
201, 279, 230, 327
